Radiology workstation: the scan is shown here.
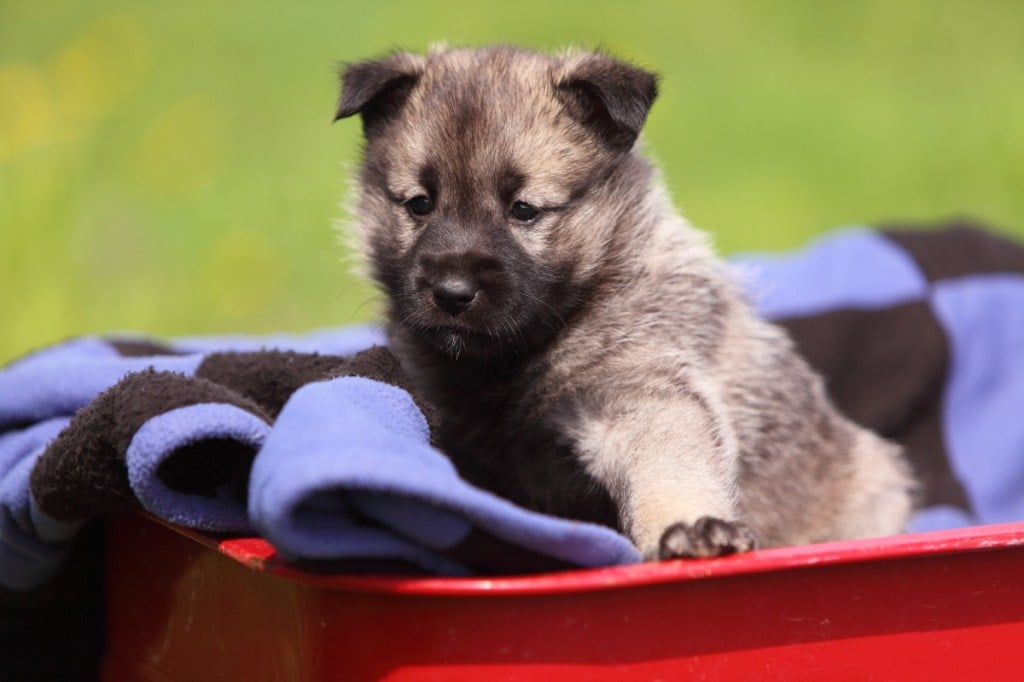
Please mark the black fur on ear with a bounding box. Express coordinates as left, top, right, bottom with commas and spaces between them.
556, 52, 659, 151
334, 52, 425, 132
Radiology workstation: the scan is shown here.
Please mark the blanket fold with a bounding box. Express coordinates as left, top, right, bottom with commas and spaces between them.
250, 376, 639, 575
31, 368, 271, 524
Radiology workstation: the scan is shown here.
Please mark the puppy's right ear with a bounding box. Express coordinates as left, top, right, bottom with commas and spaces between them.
334, 52, 425, 132
556, 52, 659, 152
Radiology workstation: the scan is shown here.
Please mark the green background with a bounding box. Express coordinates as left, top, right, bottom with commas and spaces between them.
2, 0, 1022, 364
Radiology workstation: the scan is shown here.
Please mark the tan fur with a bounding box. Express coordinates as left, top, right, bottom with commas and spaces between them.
336, 46, 915, 559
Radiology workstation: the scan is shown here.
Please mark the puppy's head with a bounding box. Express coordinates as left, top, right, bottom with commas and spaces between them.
336, 46, 658, 361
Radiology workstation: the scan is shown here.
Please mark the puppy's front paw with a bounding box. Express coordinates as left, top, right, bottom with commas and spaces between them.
657, 516, 758, 560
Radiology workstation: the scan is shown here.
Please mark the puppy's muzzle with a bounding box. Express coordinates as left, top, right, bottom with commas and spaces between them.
432, 276, 478, 316
419, 250, 501, 318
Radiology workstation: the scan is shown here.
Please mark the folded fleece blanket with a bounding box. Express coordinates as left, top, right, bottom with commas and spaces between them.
3, 219, 1024, 593
0, 339, 639, 591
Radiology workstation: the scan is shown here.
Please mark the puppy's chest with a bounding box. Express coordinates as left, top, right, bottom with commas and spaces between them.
430, 378, 620, 529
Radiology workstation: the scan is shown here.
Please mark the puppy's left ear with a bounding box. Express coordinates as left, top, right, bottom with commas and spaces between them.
556, 52, 659, 151
334, 52, 425, 132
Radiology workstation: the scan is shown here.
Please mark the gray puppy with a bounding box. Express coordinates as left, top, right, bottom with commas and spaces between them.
335, 46, 913, 560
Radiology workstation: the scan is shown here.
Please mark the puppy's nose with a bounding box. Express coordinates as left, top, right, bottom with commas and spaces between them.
432, 277, 478, 316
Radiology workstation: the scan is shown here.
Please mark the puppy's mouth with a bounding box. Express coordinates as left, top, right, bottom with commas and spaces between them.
415, 323, 501, 359
404, 292, 516, 359
396, 272, 529, 360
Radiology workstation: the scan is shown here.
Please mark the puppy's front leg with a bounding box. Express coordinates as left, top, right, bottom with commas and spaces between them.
570, 393, 757, 560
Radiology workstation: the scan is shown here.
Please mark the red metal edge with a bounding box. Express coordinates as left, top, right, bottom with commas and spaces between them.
154, 517, 1024, 597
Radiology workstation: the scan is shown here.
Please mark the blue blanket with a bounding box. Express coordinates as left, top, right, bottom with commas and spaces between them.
2, 221, 1023, 590
0, 336, 639, 590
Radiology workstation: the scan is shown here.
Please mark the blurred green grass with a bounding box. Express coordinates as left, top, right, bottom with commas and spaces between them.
2, 0, 1022, 363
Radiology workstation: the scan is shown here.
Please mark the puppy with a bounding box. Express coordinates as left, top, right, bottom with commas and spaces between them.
335, 46, 913, 559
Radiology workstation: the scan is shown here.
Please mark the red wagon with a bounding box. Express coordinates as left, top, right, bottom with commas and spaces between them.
103, 514, 1024, 680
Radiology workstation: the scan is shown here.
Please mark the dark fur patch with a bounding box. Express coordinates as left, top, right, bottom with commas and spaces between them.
402, 352, 622, 530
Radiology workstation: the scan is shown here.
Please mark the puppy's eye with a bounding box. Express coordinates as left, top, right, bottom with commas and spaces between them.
509, 201, 540, 224
405, 195, 434, 218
